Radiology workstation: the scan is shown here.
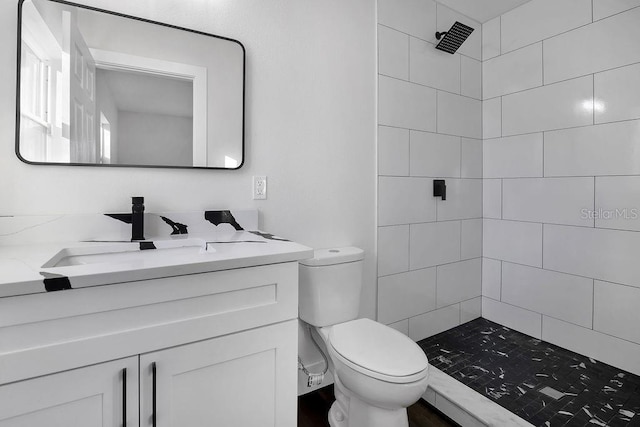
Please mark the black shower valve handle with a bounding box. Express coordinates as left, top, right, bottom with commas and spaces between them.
433, 179, 447, 201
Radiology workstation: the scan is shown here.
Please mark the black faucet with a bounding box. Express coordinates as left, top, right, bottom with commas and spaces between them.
131, 196, 145, 241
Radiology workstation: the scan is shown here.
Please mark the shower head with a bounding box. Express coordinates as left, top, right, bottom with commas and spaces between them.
435, 21, 475, 54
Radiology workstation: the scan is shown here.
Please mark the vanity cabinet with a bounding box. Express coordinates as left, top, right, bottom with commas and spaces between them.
140, 320, 297, 427
0, 357, 139, 427
0, 261, 302, 427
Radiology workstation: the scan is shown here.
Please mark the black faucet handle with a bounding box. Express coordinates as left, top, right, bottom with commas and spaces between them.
132, 197, 145, 213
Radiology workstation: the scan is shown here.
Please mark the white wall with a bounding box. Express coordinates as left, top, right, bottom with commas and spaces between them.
377, 0, 483, 342
481, 0, 640, 375
2, 0, 376, 383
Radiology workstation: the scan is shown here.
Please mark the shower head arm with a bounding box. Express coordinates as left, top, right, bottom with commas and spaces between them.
435, 31, 447, 40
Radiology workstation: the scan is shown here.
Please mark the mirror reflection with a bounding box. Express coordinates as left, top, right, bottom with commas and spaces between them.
18, 0, 245, 169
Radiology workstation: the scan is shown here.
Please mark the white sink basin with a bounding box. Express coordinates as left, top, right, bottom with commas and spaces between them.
42, 238, 213, 268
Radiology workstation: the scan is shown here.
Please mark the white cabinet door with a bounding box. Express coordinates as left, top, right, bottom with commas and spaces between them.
140, 320, 297, 427
0, 357, 138, 427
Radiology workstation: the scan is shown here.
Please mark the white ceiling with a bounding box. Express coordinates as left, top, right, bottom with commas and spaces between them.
97, 69, 193, 118
435, 0, 534, 23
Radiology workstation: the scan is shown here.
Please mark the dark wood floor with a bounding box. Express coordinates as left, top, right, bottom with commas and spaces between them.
298, 385, 458, 427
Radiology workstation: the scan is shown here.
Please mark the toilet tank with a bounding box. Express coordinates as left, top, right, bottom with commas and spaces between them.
298, 247, 364, 327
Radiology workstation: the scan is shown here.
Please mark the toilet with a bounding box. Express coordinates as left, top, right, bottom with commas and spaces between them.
299, 247, 429, 427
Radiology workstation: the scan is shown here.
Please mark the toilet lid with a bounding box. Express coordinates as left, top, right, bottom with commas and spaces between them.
329, 318, 428, 378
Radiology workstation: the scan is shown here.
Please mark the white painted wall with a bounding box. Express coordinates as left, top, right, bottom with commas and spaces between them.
377, 0, 483, 341
482, 0, 640, 375
2, 0, 376, 387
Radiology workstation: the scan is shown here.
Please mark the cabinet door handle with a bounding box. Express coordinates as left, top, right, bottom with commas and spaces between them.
152, 362, 157, 427
122, 368, 127, 427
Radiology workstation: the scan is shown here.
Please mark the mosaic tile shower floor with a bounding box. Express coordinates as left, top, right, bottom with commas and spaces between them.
417, 318, 640, 427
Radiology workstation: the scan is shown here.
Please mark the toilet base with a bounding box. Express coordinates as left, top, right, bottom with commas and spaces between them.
328, 376, 410, 427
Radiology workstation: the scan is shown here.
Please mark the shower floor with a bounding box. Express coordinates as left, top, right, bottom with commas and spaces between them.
417, 318, 640, 427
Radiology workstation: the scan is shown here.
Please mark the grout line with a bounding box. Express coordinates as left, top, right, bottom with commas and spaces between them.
541, 223, 544, 269
499, 260, 503, 301
484, 257, 640, 292
541, 40, 545, 86
380, 73, 483, 101
499, 16, 502, 56
592, 73, 596, 125
593, 4, 640, 22
407, 35, 411, 82
435, 90, 439, 133
542, 131, 545, 177
500, 179, 503, 219
592, 279, 595, 330
593, 177, 596, 228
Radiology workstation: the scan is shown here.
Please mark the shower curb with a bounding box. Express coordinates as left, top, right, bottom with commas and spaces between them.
424, 366, 534, 427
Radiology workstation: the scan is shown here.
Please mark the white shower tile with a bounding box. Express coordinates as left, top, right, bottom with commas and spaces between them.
437, 259, 482, 308
483, 43, 542, 99
484, 219, 542, 267
378, 126, 410, 176
409, 37, 460, 93
408, 304, 460, 341
501, 263, 593, 328
544, 224, 640, 288
482, 258, 502, 300
378, 25, 409, 80
502, 76, 593, 136
378, 0, 437, 41
483, 180, 501, 219
378, 225, 409, 276
436, 3, 482, 61
483, 98, 501, 139
502, 178, 594, 227
544, 120, 640, 177
482, 17, 500, 61
594, 280, 640, 344
482, 297, 542, 339
461, 138, 482, 179
484, 133, 543, 178
544, 7, 640, 84
460, 297, 482, 323
595, 62, 640, 124
500, 0, 592, 53
387, 319, 409, 336
437, 91, 482, 139
461, 219, 482, 260
595, 176, 640, 232
378, 177, 437, 226
410, 221, 461, 270
379, 75, 437, 132
461, 56, 482, 100
437, 179, 483, 221
409, 131, 460, 177
593, 0, 640, 20
378, 268, 437, 324
543, 316, 640, 376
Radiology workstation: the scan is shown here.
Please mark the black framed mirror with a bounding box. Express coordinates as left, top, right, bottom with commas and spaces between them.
16, 0, 245, 169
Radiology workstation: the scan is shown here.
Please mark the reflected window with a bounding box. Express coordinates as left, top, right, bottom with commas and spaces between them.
20, 42, 51, 161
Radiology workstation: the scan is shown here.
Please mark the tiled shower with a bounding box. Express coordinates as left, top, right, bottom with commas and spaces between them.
377, 0, 640, 382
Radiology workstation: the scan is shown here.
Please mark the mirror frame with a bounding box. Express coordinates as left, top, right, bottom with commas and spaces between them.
15, 0, 246, 170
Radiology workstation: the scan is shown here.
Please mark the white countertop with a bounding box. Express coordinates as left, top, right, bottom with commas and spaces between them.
0, 230, 313, 298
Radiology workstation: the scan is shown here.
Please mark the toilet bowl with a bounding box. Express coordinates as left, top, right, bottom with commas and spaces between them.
299, 247, 429, 427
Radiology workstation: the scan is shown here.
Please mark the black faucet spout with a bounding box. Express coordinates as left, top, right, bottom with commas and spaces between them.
131, 196, 145, 241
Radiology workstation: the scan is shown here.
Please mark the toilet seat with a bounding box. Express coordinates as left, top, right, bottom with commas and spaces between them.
328, 318, 429, 384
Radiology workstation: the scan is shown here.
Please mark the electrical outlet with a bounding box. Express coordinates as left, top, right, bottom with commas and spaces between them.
253, 176, 267, 200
